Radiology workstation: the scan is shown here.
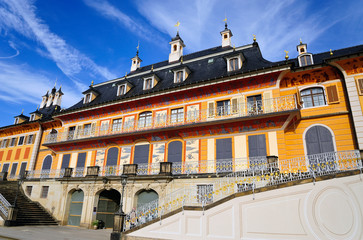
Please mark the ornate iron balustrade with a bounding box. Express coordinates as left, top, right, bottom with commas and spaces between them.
124, 150, 362, 230
0, 193, 11, 218
44, 95, 297, 144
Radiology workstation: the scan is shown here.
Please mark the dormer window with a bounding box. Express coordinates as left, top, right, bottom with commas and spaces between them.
117, 84, 126, 96
143, 75, 159, 90
29, 114, 35, 121
14, 118, 19, 124
229, 58, 239, 71
299, 54, 313, 67
84, 93, 92, 103
175, 71, 183, 83
144, 78, 153, 90
173, 67, 190, 84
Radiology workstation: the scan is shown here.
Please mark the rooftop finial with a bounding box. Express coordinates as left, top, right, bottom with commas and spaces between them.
21, 109, 24, 114
91, 80, 94, 86
253, 34, 256, 42
37, 105, 39, 110
284, 50, 289, 60
174, 20, 180, 34
125, 72, 128, 77
300, 38, 302, 44
330, 49, 333, 56
151, 64, 154, 71
223, 15, 228, 29
180, 56, 183, 64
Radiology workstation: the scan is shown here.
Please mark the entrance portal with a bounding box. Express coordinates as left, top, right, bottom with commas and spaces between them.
96, 189, 121, 228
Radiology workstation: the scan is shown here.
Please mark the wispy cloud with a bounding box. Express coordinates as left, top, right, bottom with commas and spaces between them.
0, 62, 80, 107
135, 0, 359, 61
83, 0, 167, 48
0, 41, 19, 59
0, 0, 116, 86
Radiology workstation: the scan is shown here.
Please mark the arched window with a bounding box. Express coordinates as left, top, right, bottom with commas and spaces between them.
42, 155, 52, 170
106, 147, 119, 166
96, 189, 120, 228
167, 141, 183, 163
229, 58, 239, 71
67, 190, 84, 226
300, 87, 326, 108
136, 189, 158, 209
138, 111, 152, 128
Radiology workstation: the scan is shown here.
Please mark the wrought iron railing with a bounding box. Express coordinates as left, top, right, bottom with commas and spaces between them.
44, 95, 297, 144
124, 150, 362, 230
0, 193, 11, 218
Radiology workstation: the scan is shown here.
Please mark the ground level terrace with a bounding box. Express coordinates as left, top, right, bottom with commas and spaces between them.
9, 150, 361, 231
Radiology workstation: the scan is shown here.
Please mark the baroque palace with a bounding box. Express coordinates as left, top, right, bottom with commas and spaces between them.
1, 23, 363, 239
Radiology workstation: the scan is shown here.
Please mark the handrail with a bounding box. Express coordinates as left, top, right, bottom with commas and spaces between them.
44, 95, 297, 144
124, 150, 362, 230
0, 193, 11, 218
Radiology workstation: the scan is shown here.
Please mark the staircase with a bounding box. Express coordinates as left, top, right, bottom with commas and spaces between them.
0, 181, 58, 226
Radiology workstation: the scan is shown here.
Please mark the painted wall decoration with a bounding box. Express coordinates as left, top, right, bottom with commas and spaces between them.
60, 72, 280, 124
95, 150, 105, 167
185, 140, 199, 162
280, 67, 340, 88
120, 147, 131, 165
337, 57, 363, 75
152, 143, 165, 163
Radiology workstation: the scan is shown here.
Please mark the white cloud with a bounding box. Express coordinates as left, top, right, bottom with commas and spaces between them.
0, 0, 116, 84
0, 41, 19, 59
83, 0, 167, 48
135, 0, 357, 61
0, 62, 81, 107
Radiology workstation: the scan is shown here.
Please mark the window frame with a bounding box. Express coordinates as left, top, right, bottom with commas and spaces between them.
298, 54, 314, 67
226, 54, 243, 72
84, 93, 92, 104
83, 123, 92, 136
18, 136, 25, 146
143, 78, 153, 90
216, 99, 231, 116
1, 139, 8, 148
170, 108, 184, 123
41, 186, 49, 198
300, 86, 327, 108
138, 111, 152, 128
14, 118, 19, 125
9, 137, 17, 147
27, 135, 34, 145
112, 118, 123, 132
29, 114, 35, 121
117, 84, 126, 96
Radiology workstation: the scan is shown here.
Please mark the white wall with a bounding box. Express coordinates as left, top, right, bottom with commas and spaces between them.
128, 174, 363, 240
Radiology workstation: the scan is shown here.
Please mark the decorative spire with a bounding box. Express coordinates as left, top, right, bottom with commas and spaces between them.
330, 49, 333, 56
300, 38, 302, 44
151, 64, 154, 71
136, 41, 140, 56
54, 77, 57, 87
180, 56, 183, 64
174, 20, 180, 34
37, 105, 39, 110
223, 16, 228, 29
253, 34, 256, 42
284, 50, 289, 60
125, 72, 128, 77
91, 80, 94, 86
21, 109, 24, 114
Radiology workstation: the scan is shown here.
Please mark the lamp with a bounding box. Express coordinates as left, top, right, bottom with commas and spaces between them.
110, 174, 128, 240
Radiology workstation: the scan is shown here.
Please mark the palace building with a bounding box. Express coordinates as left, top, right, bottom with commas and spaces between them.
1, 23, 363, 239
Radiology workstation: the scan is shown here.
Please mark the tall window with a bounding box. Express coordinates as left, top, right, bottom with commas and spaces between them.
299, 55, 312, 67
138, 112, 152, 128
229, 58, 238, 71
175, 71, 183, 83
83, 124, 91, 136
29, 114, 35, 121
18, 136, 24, 146
170, 108, 184, 123
301, 87, 326, 108
247, 95, 262, 115
1, 139, 8, 148
67, 126, 76, 140
9, 138, 16, 147
27, 135, 34, 144
84, 93, 91, 103
112, 118, 122, 132
144, 78, 152, 90
216, 100, 230, 116
117, 84, 126, 96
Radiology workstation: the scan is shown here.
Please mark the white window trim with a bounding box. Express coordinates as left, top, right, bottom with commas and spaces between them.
1, 139, 8, 148
226, 55, 242, 72
173, 68, 190, 83
18, 136, 25, 146
143, 77, 155, 90
14, 117, 19, 124
299, 85, 327, 109
83, 93, 93, 104
298, 53, 314, 67
29, 114, 35, 121
117, 84, 127, 96
27, 134, 34, 145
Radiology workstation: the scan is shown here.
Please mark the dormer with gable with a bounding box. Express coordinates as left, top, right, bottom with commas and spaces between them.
117, 80, 133, 96
169, 32, 185, 63
225, 52, 244, 72
46, 86, 57, 107
172, 65, 191, 83
82, 85, 99, 104
29, 108, 42, 121
297, 40, 314, 67
14, 112, 29, 125
143, 74, 159, 90
53, 86, 64, 107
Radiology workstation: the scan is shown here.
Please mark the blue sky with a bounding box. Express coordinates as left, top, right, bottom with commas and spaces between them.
0, 0, 362, 126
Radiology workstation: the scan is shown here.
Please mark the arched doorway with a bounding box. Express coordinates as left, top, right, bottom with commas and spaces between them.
67, 190, 84, 226
96, 189, 121, 228
136, 189, 158, 208
41, 155, 52, 178
305, 125, 336, 171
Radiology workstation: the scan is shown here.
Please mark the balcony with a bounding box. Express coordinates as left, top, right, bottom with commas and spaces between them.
23, 150, 361, 180
44, 95, 298, 144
